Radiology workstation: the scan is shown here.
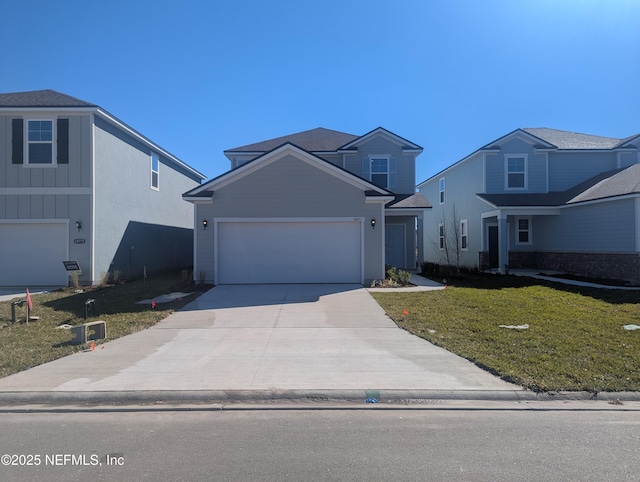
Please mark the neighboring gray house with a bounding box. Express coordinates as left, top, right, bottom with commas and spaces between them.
0, 89, 205, 286
418, 127, 640, 284
183, 127, 431, 284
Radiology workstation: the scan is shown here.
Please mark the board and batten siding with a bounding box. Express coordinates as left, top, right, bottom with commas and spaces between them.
194, 154, 384, 283
0, 113, 93, 283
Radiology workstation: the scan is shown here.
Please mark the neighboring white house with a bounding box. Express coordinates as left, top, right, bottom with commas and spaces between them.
0, 89, 205, 286
418, 127, 640, 284
183, 127, 431, 285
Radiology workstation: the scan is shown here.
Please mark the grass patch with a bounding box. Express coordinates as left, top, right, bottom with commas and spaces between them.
0, 271, 211, 379
371, 274, 640, 392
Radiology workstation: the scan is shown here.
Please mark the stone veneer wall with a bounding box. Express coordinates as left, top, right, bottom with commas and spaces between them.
508, 251, 640, 285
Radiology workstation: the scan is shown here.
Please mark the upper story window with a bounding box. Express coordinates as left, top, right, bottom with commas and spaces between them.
151, 153, 159, 190
27, 120, 54, 165
11, 118, 68, 166
439, 177, 445, 204
370, 157, 389, 188
362, 156, 397, 189
505, 155, 527, 190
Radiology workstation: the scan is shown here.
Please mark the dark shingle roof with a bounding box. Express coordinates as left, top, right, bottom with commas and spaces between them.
522, 128, 623, 150
225, 127, 359, 153
478, 166, 640, 207
386, 193, 432, 209
568, 163, 640, 203
0, 89, 97, 108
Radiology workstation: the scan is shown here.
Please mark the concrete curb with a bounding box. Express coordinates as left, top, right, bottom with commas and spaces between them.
1, 389, 638, 406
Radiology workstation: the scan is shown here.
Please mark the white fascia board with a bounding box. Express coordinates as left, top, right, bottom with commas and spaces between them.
0, 106, 97, 115
481, 207, 560, 217
192, 144, 391, 195
95, 108, 205, 181
183, 197, 214, 204
476, 195, 498, 208
366, 195, 396, 204
385, 208, 428, 218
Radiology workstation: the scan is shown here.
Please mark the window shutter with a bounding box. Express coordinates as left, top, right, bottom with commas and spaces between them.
57, 118, 69, 164
361, 157, 370, 180
12, 119, 24, 164
389, 157, 397, 189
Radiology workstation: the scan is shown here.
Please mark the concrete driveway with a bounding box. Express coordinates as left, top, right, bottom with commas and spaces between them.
0, 284, 522, 400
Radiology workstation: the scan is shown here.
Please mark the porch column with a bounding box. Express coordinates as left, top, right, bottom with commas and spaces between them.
498, 214, 508, 274
416, 217, 424, 270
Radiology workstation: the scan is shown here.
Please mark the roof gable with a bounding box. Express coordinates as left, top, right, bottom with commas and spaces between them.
185, 143, 392, 198
339, 127, 423, 152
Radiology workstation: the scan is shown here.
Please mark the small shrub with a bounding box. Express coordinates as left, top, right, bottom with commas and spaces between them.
385, 267, 412, 286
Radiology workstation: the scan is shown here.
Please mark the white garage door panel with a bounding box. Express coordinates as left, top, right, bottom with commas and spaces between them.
0, 223, 68, 286
218, 221, 361, 284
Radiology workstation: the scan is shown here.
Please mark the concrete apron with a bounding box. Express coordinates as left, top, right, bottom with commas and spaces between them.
0, 284, 522, 403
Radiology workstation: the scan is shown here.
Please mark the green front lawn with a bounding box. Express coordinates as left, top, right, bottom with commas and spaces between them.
0, 271, 211, 379
371, 275, 640, 392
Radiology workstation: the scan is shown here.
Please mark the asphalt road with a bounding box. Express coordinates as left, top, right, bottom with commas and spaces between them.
1, 405, 638, 481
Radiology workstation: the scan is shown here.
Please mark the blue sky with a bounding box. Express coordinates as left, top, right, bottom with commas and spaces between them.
1, 0, 639, 184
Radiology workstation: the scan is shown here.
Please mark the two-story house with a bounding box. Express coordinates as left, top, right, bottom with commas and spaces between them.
183, 127, 431, 284
418, 127, 640, 284
0, 89, 205, 286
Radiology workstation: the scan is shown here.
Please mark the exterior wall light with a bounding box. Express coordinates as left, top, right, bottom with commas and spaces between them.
75, 221, 82, 231
202, 219, 208, 230
371, 219, 376, 229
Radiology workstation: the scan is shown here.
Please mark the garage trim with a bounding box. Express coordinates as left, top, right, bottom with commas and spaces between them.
213, 217, 365, 285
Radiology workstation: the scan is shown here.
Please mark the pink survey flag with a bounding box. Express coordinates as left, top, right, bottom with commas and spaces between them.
26, 289, 33, 310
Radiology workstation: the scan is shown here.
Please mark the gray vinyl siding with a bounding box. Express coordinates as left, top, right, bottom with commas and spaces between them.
195, 154, 384, 283
93, 118, 198, 282
548, 152, 618, 191
534, 198, 637, 252
355, 137, 415, 194
484, 138, 548, 193
618, 151, 638, 169
420, 153, 485, 268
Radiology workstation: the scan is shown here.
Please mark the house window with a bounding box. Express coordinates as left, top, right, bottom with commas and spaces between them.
439, 177, 445, 204
438, 223, 445, 250
516, 217, 531, 245
370, 157, 389, 188
27, 120, 54, 165
460, 219, 468, 251
506, 155, 527, 189
151, 153, 159, 190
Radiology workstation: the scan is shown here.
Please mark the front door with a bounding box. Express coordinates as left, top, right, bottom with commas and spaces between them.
488, 225, 499, 269
385, 224, 405, 268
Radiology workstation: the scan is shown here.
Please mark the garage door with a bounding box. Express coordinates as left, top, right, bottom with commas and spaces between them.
0, 223, 68, 286
217, 220, 362, 284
